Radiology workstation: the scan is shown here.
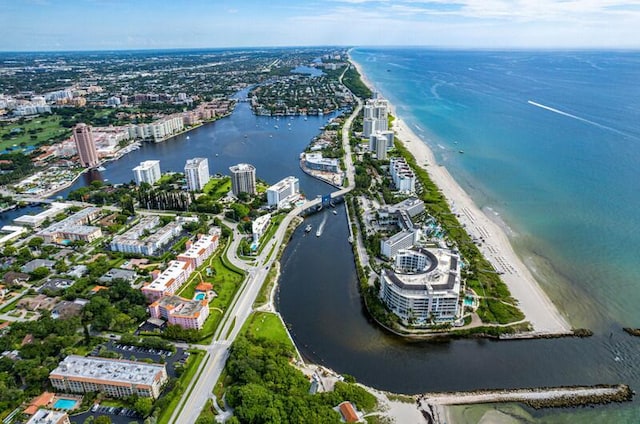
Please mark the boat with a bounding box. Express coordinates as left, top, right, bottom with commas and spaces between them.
459, 150, 464, 154
305, 224, 312, 233
316, 228, 322, 237
274, 125, 279, 129
348, 236, 353, 244
97, 166, 106, 171
186, 136, 190, 140
215, 153, 219, 157
332, 210, 337, 215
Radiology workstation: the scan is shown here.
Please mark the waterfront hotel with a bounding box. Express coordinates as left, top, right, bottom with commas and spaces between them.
379, 247, 461, 324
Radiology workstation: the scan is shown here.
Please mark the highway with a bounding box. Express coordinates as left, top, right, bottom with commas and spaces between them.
170, 97, 362, 424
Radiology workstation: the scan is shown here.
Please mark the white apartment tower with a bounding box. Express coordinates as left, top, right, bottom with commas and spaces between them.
184, 157, 210, 191
362, 98, 389, 138
133, 160, 161, 185
229, 163, 257, 196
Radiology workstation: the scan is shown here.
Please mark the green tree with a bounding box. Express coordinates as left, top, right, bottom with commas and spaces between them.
30, 266, 50, 280
27, 237, 44, 249
95, 416, 112, 424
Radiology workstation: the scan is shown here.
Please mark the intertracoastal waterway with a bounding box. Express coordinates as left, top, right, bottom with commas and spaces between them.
18, 78, 639, 421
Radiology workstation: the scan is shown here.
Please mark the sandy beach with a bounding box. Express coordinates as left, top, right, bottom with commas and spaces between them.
349, 54, 570, 335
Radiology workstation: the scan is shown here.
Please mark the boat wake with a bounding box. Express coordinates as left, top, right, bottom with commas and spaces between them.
316, 214, 327, 237
527, 100, 631, 138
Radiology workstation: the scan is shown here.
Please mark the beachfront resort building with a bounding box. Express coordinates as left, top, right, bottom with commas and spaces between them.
133, 160, 162, 185
229, 163, 257, 196
110, 216, 183, 256
304, 152, 340, 173
267, 176, 300, 209
390, 157, 416, 193
73, 123, 99, 168
148, 295, 209, 330
362, 98, 389, 138
49, 355, 167, 399
381, 230, 420, 259
36, 207, 102, 244
184, 157, 210, 191
379, 247, 461, 324
369, 130, 394, 160
26, 409, 70, 424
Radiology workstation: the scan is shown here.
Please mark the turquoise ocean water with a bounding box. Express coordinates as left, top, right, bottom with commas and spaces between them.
350, 48, 640, 422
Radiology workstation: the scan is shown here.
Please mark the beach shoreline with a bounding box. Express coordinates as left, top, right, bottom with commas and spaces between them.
349, 53, 571, 335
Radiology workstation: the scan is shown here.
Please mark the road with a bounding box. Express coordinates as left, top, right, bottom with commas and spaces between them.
170, 98, 362, 424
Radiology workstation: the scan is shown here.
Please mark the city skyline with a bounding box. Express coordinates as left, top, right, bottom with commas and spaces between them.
1, 0, 639, 51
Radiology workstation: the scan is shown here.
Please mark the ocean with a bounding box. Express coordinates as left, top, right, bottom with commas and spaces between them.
347, 48, 640, 423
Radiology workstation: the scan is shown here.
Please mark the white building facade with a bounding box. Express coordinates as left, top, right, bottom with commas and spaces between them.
184, 157, 210, 191
379, 247, 461, 324
133, 160, 161, 185
266, 176, 300, 208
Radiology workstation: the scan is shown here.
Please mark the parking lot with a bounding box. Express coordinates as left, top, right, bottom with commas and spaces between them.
71, 405, 141, 424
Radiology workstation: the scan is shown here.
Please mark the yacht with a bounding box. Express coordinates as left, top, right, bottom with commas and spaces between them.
305, 224, 312, 233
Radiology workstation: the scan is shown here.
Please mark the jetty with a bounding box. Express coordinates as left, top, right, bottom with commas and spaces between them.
419, 384, 632, 411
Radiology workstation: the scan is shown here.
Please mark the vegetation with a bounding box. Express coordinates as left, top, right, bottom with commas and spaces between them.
217, 335, 376, 424
342, 65, 373, 100
242, 312, 294, 352
0, 152, 35, 185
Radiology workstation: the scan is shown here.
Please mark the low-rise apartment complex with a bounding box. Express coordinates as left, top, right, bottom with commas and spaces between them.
149, 295, 209, 329
49, 355, 168, 398
36, 207, 102, 244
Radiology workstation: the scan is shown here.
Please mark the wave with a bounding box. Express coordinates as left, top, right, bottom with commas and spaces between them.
527, 100, 632, 138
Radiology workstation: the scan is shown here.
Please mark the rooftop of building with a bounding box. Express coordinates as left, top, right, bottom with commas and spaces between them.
151, 295, 207, 318
229, 163, 255, 172
384, 247, 460, 292
26, 408, 68, 424
50, 355, 165, 386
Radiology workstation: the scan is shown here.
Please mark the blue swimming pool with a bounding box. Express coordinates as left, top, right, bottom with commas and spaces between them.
194, 292, 205, 301
463, 297, 474, 307
53, 398, 78, 410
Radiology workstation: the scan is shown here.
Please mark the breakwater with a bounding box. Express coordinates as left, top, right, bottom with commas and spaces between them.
420, 384, 633, 410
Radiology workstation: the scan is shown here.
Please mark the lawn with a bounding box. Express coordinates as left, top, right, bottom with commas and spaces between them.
203, 177, 231, 201
243, 311, 294, 351
0, 115, 71, 152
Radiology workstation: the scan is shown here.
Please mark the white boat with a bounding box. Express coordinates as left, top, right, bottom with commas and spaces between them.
97, 166, 106, 171
332, 210, 337, 215
274, 125, 279, 129
305, 224, 312, 233
316, 229, 322, 237
186, 136, 190, 140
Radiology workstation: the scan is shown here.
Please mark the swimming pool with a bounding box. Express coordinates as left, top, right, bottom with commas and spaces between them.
463, 297, 474, 307
53, 398, 78, 410
194, 292, 205, 301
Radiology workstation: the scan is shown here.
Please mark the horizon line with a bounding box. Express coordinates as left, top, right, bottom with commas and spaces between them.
2, 44, 640, 54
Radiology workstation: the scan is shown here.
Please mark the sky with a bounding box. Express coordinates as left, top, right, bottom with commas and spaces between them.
1, 0, 640, 51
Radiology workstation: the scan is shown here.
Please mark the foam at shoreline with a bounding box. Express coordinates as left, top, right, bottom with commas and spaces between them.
349, 53, 571, 334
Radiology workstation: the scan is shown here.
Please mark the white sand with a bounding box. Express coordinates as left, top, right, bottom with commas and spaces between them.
350, 55, 570, 334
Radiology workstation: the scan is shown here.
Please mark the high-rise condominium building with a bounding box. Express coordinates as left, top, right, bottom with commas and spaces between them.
229, 163, 256, 195
133, 160, 161, 185
73, 123, 99, 168
184, 157, 210, 191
